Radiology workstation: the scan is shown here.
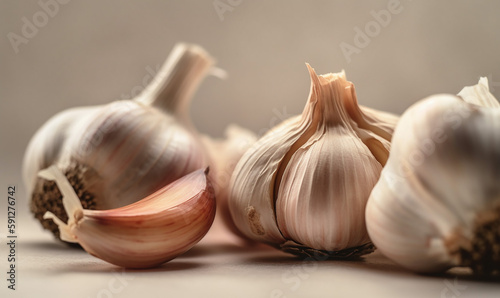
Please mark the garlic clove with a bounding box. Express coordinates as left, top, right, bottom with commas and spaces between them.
201, 124, 258, 242
359, 105, 400, 135
276, 128, 381, 251
41, 165, 216, 269
229, 65, 398, 257
366, 78, 500, 274
229, 114, 310, 245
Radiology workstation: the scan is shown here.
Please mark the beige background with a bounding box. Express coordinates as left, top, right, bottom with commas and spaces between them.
1, 1, 500, 297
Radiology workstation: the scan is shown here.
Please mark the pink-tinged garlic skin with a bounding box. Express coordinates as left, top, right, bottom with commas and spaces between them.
43, 168, 216, 269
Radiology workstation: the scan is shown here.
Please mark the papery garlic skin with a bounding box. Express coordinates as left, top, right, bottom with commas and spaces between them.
201, 125, 258, 241
366, 78, 500, 274
229, 65, 398, 256
23, 43, 214, 238
28, 101, 205, 207
41, 166, 216, 269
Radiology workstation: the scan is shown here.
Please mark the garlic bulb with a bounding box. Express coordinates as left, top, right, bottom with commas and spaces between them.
23, 43, 214, 239
41, 165, 215, 268
366, 78, 500, 274
201, 125, 257, 242
229, 65, 399, 257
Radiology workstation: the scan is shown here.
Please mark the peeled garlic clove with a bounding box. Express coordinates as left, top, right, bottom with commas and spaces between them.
24, 43, 215, 239
366, 78, 500, 274
41, 165, 216, 268
229, 65, 399, 257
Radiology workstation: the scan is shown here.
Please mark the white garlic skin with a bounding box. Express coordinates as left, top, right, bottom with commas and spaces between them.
229, 66, 398, 253
23, 106, 97, 195
366, 80, 500, 273
24, 100, 206, 209
275, 123, 382, 250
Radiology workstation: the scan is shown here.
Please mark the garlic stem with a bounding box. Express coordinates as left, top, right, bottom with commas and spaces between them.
136, 43, 214, 126
312, 69, 352, 126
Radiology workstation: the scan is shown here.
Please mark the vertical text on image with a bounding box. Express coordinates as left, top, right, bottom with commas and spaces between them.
6, 186, 17, 290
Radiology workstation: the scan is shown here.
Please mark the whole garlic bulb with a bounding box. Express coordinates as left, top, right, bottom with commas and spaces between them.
201, 125, 258, 243
366, 78, 500, 274
24, 43, 214, 238
229, 65, 399, 257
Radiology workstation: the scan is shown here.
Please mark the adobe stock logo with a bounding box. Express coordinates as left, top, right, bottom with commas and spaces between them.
7, 0, 71, 54
213, 0, 243, 21
441, 278, 467, 298
339, 0, 409, 63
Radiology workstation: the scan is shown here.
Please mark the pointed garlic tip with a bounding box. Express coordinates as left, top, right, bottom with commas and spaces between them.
478, 76, 489, 90
305, 63, 347, 83
457, 77, 500, 108
305, 63, 315, 80
304, 64, 348, 126
305, 63, 320, 96
41, 168, 216, 268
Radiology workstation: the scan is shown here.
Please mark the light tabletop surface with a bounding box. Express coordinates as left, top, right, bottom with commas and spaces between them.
2, 1, 500, 297
1, 214, 499, 298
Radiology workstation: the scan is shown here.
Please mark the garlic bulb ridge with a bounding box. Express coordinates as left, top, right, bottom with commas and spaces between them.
229, 65, 399, 257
